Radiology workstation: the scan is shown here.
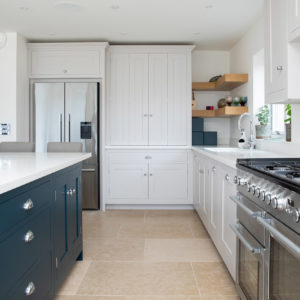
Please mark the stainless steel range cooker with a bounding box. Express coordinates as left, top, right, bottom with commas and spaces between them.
231, 158, 300, 300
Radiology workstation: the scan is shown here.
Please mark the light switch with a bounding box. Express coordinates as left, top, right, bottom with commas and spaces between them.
0, 123, 11, 135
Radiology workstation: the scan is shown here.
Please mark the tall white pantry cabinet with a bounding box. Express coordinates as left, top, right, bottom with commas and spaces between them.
105, 46, 194, 207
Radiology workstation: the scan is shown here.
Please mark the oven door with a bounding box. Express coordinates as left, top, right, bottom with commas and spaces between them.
231, 222, 265, 300
257, 214, 300, 300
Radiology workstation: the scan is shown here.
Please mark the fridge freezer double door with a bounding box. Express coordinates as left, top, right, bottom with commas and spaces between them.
33, 81, 99, 209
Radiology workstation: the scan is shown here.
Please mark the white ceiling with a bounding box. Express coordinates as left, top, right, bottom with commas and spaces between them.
0, 0, 263, 50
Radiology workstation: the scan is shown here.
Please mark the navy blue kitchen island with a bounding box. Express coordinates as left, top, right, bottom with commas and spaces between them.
0, 153, 91, 300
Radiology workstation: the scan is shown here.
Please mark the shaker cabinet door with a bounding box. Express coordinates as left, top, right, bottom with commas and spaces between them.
128, 54, 149, 145
288, 0, 300, 41
167, 54, 188, 145
148, 54, 168, 145
265, 0, 288, 103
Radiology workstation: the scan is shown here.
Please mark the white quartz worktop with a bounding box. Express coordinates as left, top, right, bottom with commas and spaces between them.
0, 152, 91, 195
192, 146, 297, 169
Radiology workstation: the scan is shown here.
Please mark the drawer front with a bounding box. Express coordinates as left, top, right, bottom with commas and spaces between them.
31, 50, 100, 76
9, 254, 52, 300
0, 208, 51, 296
0, 181, 51, 237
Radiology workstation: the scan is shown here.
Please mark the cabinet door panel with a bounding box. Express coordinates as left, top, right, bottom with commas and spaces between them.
193, 154, 200, 214
167, 54, 187, 145
149, 54, 168, 145
129, 54, 149, 145
149, 163, 188, 203
265, 0, 287, 101
208, 163, 220, 246
67, 172, 81, 247
288, 0, 300, 41
219, 168, 237, 280
109, 162, 148, 200
31, 50, 100, 76
109, 53, 130, 145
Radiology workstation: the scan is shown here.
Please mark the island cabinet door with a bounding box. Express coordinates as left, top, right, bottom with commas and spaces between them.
67, 168, 82, 249
54, 167, 82, 290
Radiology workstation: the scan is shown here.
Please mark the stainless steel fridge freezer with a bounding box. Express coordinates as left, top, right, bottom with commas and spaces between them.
31, 80, 100, 209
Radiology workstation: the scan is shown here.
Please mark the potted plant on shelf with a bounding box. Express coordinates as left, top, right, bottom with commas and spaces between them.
285, 104, 291, 142
255, 105, 271, 139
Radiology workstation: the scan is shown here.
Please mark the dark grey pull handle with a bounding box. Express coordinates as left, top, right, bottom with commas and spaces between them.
60, 114, 63, 142
68, 114, 71, 142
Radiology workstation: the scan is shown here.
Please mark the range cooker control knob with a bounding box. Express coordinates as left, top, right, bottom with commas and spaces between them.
247, 183, 251, 192
237, 177, 247, 186
266, 194, 272, 205
292, 209, 300, 223
261, 190, 266, 201
255, 187, 261, 198
271, 197, 288, 211
251, 185, 256, 195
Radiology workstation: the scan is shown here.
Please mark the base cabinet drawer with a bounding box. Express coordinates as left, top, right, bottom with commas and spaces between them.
0, 207, 51, 297
8, 255, 52, 300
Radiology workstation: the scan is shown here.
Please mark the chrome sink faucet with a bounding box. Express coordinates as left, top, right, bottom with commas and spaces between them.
238, 113, 256, 150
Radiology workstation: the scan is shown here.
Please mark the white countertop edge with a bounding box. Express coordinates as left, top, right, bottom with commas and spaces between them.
0, 153, 91, 195
191, 146, 298, 170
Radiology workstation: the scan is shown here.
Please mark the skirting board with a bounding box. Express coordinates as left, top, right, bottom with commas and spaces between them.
105, 204, 195, 211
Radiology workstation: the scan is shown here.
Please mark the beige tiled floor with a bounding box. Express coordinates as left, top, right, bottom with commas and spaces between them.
55, 210, 239, 300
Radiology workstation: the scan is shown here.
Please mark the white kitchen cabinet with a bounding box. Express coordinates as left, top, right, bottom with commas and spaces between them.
288, 0, 300, 42
107, 150, 190, 205
149, 163, 187, 202
218, 166, 237, 280
208, 163, 221, 247
193, 150, 237, 280
109, 161, 148, 201
128, 54, 149, 145
148, 54, 168, 145
167, 54, 187, 145
265, 0, 288, 103
265, 0, 300, 103
28, 43, 108, 78
107, 46, 193, 146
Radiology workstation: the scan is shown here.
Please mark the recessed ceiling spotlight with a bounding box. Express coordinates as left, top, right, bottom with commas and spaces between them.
120, 32, 128, 36
49, 33, 56, 36
205, 5, 214, 9
111, 4, 120, 10
54, 1, 83, 11
193, 32, 201, 36
19, 6, 29, 11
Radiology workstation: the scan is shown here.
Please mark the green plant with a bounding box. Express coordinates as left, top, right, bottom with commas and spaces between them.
285, 104, 292, 124
256, 105, 270, 126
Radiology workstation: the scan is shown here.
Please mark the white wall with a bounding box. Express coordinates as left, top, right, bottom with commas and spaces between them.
0, 32, 28, 142
229, 17, 265, 145
192, 50, 231, 145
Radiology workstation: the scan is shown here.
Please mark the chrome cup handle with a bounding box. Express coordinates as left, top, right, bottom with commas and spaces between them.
23, 199, 34, 211
24, 230, 35, 243
25, 281, 35, 296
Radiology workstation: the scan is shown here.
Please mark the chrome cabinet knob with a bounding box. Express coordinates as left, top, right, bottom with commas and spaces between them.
25, 281, 35, 296
24, 230, 35, 243
23, 199, 34, 211
144, 173, 147, 176
225, 174, 230, 181
292, 208, 300, 223
212, 166, 216, 173
63, 69, 68, 73
276, 65, 283, 71
72, 188, 76, 194
145, 156, 152, 159
234, 176, 238, 184
199, 169, 204, 174
149, 173, 153, 176
143, 114, 148, 117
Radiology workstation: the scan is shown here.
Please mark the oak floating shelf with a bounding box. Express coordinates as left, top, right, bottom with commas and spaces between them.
192, 74, 248, 91
192, 106, 248, 118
